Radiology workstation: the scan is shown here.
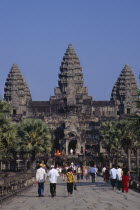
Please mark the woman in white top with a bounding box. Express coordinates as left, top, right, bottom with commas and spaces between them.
77, 166, 81, 182
116, 165, 122, 190
83, 165, 89, 181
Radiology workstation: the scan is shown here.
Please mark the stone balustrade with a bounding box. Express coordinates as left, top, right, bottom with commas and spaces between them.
0, 172, 35, 200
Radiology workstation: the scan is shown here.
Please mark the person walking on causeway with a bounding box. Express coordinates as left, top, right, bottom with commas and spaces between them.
36, 163, 47, 197
89, 165, 97, 183
122, 164, 130, 193
66, 168, 76, 197
47, 165, 59, 198
110, 164, 117, 190
116, 165, 122, 190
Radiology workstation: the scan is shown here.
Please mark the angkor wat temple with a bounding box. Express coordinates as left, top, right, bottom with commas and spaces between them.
4, 44, 138, 155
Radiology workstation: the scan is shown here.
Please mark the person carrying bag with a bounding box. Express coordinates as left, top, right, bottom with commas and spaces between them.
66, 168, 76, 196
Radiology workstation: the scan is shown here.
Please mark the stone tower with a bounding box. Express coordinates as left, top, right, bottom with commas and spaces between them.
111, 64, 138, 115
51, 44, 92, 114
4, 64, 32, 117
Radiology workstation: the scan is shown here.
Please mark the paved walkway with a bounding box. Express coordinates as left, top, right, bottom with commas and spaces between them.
0, 176, 140, 210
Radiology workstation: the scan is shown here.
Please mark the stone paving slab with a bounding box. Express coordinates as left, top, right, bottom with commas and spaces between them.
0, 176, 139, 210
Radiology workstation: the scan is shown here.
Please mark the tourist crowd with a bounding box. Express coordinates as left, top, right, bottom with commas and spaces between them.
102, 164, 130, 192
36, 163, 98, 197
36, 162, 130, 198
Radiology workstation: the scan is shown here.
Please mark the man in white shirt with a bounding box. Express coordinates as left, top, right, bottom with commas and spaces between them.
36, 163, 46, 197
110, 164, 117, 190
47, 165, 59, 197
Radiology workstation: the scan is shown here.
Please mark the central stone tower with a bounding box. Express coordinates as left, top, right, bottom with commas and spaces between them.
51, 44, 92, 114
49, 44, 93, 154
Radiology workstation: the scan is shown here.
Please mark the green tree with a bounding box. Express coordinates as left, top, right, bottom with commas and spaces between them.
0, 99, 18, 171
17, 118, 52, 169
100, 120, 120, 167
129, 115, 140, 177
0, 121, 17, 159
110, 121, 123, 166
126, 88, 140, 177
120, 120, 135, 171
0, 100, 17, 158
132, 132, 140, 178
0, 99, 11, 120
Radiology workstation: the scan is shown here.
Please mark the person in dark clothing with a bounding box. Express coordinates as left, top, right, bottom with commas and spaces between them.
105, 166, 110, 182
89, 165, 97, 183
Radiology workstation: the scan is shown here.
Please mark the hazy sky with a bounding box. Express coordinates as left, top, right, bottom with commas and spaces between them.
0, 0, 140, 101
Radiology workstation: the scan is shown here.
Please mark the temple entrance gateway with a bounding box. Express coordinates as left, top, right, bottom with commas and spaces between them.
68, 140, 77, 154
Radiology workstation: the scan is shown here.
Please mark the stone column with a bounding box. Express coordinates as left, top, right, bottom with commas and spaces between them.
66, 140, 69, 155
77, 141, 80, 154
83, 142, 86, 157
0, 161, 2, 170
100, 142, 105, 153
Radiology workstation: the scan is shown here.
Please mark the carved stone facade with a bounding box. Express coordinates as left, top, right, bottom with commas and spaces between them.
4, 64, 32, 119
111, 64, 138, 115
3, 44, 138, 155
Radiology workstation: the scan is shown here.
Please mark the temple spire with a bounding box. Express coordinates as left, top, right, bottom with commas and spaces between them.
52, 44, 89, 101
4, 64, 32, 116
111, 64, 138, 114
59, 43, 83, 92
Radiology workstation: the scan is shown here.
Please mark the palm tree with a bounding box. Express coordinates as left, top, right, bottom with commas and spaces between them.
0, 99, 17, 170
111, 124, 122, 166
129, 116, 140, 178
17, 118, 52, 170
0, 99, 11, 119
100, 120, 119, 167
126, 88, 140, 177
0, 122, 17, 158
120, 120, 135, 171
133, 133, 140, 179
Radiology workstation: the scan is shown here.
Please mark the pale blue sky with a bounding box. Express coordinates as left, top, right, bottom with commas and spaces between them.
0, 0, 140, 101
